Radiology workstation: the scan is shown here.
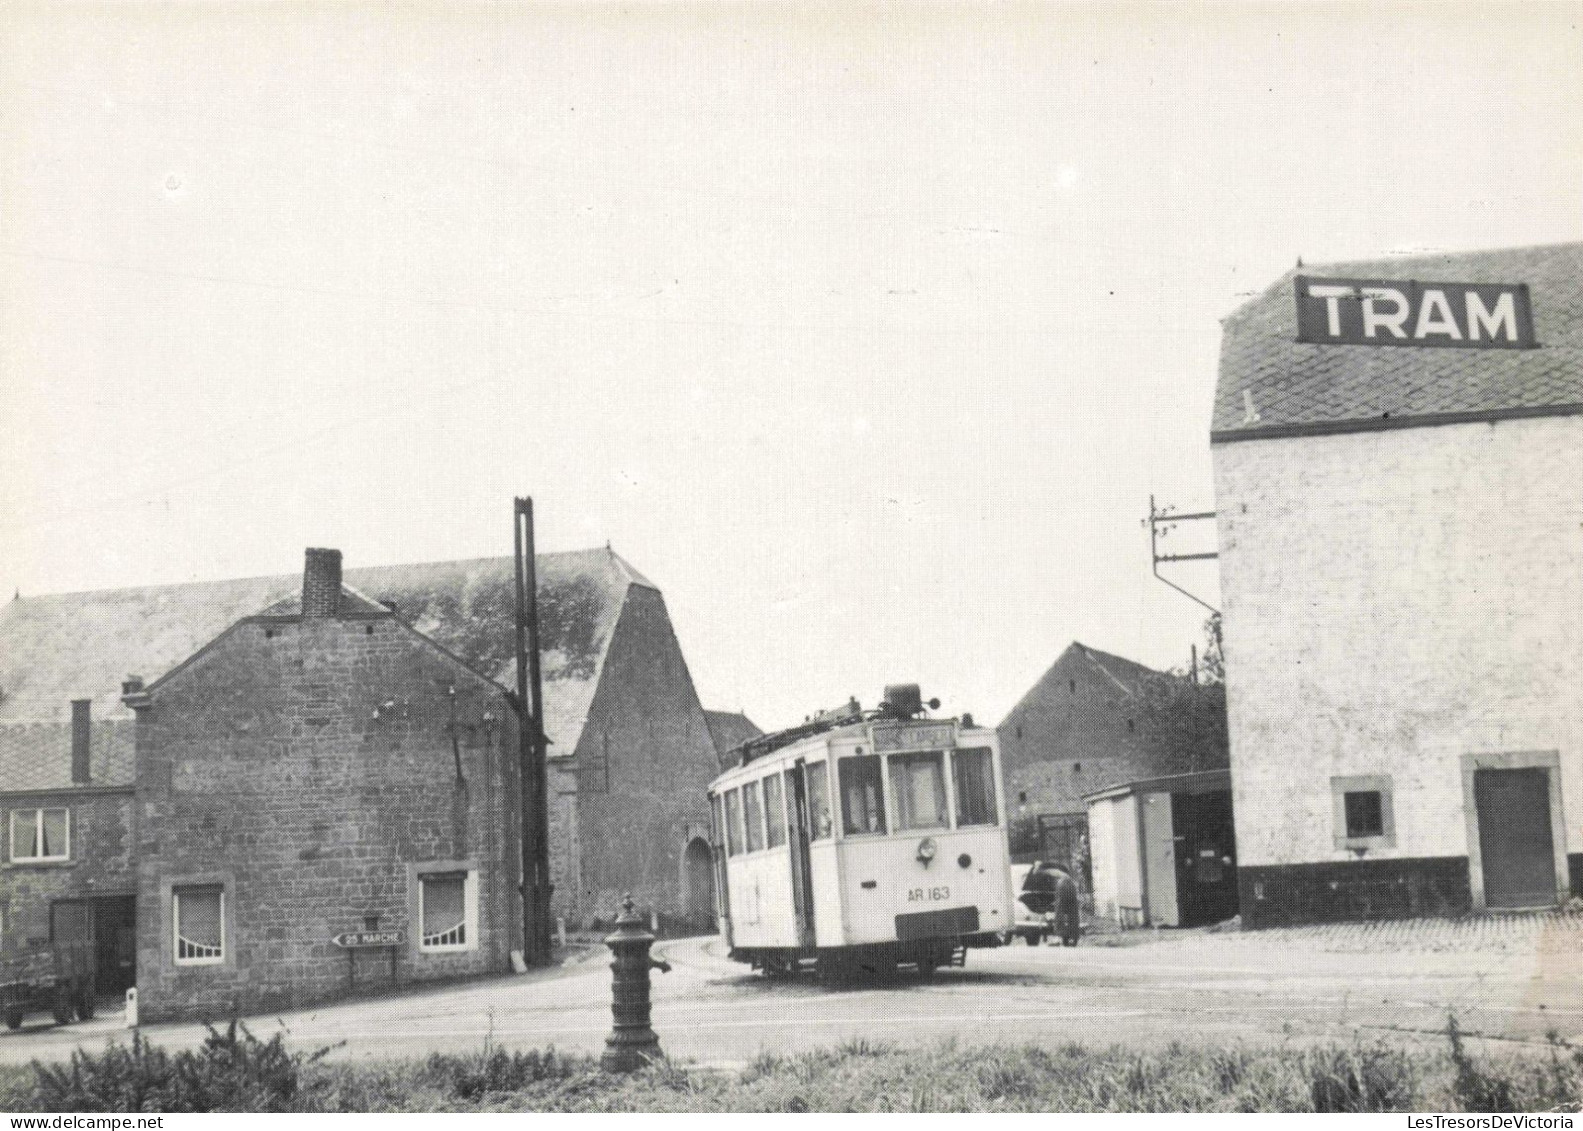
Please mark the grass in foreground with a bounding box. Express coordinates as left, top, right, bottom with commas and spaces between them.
3, 1018, 1581, 1113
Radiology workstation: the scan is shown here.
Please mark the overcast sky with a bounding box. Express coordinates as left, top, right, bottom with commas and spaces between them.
3, 2, 1580, 730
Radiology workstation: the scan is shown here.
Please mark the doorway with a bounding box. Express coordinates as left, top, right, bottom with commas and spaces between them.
682, 838, 716, 928
1171, 790, 1238, 927
1474, 768, 1559, 909
50, 895, 137, 998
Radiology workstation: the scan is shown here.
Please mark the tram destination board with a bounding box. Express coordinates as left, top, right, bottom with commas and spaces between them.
332, 929, 406, 948
872, 722, 956, 752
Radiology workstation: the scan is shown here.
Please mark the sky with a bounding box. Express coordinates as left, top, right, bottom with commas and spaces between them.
2, 2, 1580, 732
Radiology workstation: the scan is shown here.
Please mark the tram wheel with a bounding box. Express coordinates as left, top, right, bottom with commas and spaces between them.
4, 1009, 22, 1031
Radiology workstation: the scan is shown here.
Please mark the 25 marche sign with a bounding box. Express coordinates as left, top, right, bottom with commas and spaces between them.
1294, 275, 1536, 350
332, 929, 405, 948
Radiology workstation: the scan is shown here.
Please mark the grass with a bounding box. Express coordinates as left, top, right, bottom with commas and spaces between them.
3, 1018, 1581, 1112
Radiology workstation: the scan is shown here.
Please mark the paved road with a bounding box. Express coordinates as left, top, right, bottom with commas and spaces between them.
4, 916, 1579, 1068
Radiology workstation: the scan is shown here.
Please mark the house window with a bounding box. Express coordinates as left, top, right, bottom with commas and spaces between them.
891, 751, 949, 831
1331, 775, 1395, 849
9, 808, 69, 862
743, 780, 766, 852
1344, 792, 1384, 838
839, 754, 886, 836
805, 762, 833, 840
763, 774, 787, 848
419, 870, 475, 952
952, 747, 998, 827
173, 886, 224, 965
723, 788, 744, 856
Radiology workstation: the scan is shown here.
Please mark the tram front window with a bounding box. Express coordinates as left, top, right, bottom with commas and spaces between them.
892, 750, 949, 830
806, 761, 833, 839
952, 747, 999, 827
839, 754, 887, 836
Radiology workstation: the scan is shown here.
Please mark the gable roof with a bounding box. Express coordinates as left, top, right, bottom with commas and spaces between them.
999, 641, 1165, 726
703, 710, 763, 767
0, 547, 651, 792
1213, 242, 1583, 442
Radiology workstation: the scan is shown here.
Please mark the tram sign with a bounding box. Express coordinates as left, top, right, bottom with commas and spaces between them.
332, 929, 405, 948
872, 722, 956, 753
1294, 276, 1535, 350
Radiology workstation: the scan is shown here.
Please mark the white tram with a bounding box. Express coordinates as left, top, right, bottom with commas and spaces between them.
707, 685, 1014, 977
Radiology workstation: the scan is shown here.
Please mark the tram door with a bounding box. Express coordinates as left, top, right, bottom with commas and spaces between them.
787, 761, 817, 948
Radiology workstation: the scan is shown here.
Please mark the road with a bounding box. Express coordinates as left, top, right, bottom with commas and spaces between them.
3, 915, 1579, 1068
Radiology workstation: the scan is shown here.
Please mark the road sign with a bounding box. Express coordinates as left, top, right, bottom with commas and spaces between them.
332, 930, 405, 948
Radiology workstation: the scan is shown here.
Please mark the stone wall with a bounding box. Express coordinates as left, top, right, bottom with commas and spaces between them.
1213, 415, 1583, 913
133, 614, 520, 1022
567, 587, 719, 926
999, 650, 1218, 820
0, 790, 134, 950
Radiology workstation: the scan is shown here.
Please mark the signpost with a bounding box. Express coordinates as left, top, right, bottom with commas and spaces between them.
1294, 276, 1536, 349
332, 930, 405, 949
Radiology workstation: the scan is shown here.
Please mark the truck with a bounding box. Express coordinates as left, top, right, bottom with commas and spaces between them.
1, 939, 96, 1030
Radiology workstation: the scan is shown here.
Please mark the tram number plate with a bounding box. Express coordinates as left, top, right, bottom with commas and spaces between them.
906, 886, 950, 903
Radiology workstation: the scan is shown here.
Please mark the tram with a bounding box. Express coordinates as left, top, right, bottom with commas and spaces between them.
707, 685, 1014, 977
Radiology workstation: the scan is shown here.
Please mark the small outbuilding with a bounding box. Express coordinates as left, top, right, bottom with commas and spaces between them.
1085, 769, 1237, 929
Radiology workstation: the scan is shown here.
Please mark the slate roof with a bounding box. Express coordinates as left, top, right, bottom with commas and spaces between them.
0, 548, 652, 792
703, 710, 763, 768
1213, 242, 1583, 441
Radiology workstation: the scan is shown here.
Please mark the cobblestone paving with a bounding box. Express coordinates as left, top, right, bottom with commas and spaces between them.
1091, 911, 1583, 955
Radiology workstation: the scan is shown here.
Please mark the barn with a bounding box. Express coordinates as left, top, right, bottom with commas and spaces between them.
998, 641, 1228, 884
1212, 242, 1583, 926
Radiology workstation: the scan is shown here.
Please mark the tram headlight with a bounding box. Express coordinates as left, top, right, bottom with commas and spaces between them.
916, 837, 937, 865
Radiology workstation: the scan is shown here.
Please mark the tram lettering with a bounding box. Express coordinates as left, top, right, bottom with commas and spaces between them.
906, 886, 950, 902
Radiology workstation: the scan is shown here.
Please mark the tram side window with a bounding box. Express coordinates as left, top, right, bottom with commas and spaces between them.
952, 747, 999, 827
744, 779, 766, 852
763, 774, 787, 848
724, 788, 745, 856
892, 751, 949, 831
839, 755, 887, 836
711, 794, 727, 850
806, 761, 833, 840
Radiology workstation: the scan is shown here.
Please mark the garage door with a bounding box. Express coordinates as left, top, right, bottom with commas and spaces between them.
1474, 768, 1558, 909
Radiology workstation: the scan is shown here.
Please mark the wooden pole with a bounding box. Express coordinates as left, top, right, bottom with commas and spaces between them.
513, 497, 554, 964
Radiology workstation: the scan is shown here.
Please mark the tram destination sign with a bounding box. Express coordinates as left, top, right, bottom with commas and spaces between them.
1294, 276, 1535, 350
332, 929, 405, 948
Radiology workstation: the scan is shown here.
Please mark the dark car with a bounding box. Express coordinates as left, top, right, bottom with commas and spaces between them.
1009, 861, 1081, 947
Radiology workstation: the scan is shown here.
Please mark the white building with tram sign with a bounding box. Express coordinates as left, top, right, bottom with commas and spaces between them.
1211, 242, 1583, 927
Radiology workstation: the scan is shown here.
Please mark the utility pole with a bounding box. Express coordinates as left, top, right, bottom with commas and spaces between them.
513, 497, 553, 964
1147, 493, 1220, 614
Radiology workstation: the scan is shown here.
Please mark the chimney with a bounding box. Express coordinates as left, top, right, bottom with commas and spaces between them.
302, 548, 342, 618
71, 699, 91, 784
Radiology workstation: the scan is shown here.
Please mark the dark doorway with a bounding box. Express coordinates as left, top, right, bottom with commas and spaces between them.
51, 896, 136, 998
786, 763, 816, 948
1171, 790, 1238, 927
682, 838, 715, 928
94, 896, 137, 995
1475, 768, 1558, 909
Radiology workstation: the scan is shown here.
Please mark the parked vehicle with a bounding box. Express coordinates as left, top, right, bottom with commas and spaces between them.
1, 939, 96, 1030
707, 684, 1014, 978
1007, 861, 1081, 947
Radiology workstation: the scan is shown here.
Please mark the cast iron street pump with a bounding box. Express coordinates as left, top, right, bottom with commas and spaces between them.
601, 894, 671, 1073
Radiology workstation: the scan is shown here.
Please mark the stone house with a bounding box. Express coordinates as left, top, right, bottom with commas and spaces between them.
997, 642, 1228, 880
1212, 242, 1583, 926
0, 543, 721, 1018
127, 549, 521, 1021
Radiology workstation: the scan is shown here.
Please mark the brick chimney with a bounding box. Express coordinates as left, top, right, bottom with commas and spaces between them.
302, 548, 342, 618
71, 699, 91, 784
